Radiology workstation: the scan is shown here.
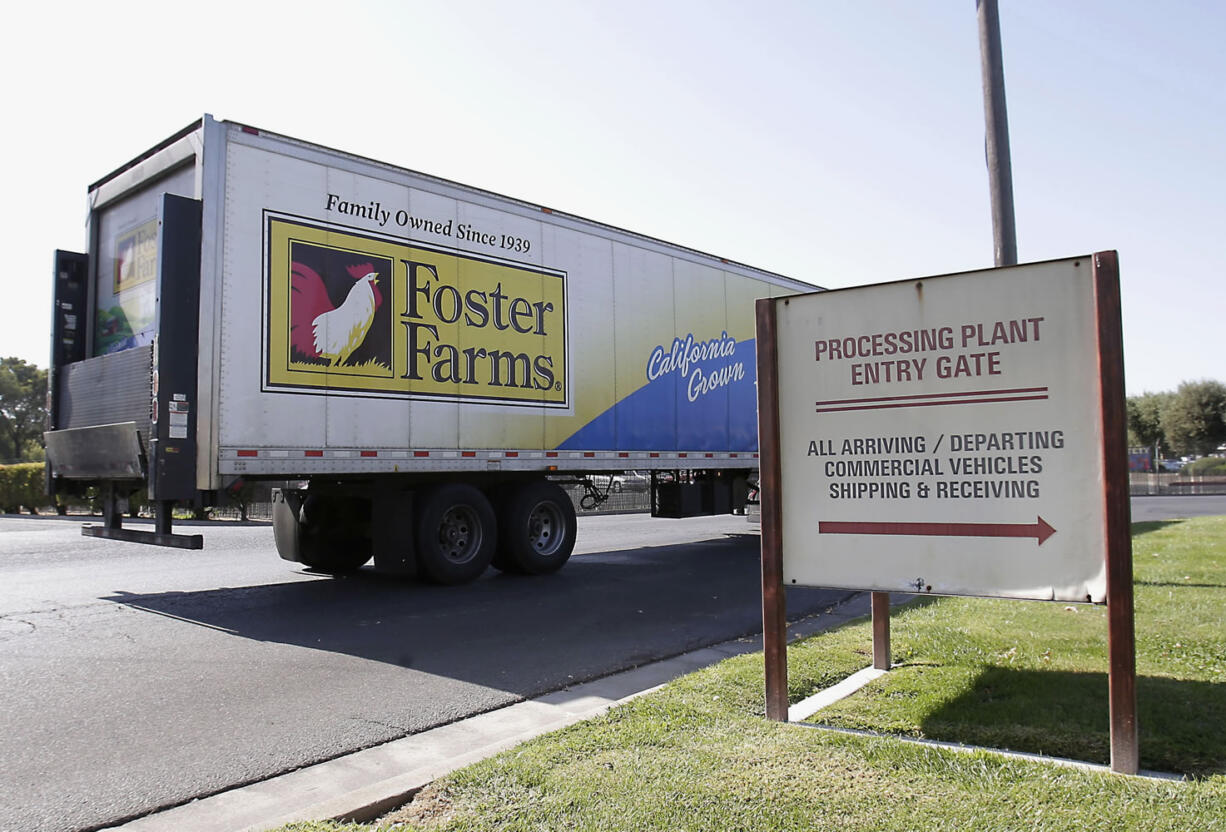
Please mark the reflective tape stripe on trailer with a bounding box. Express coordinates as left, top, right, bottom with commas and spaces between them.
224, 449, 758, 461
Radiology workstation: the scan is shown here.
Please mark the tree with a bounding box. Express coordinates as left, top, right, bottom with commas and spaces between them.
1126, 391, 1172, 452
0, 358, 48, 463
224, 477, 256, 522
1161, 380, 1226, 457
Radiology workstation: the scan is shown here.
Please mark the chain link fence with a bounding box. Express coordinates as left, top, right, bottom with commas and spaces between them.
1130, 473, 1226, 496
560, 475, 652, 515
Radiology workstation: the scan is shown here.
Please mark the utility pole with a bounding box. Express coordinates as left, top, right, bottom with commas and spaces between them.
977, 0, 1017, 266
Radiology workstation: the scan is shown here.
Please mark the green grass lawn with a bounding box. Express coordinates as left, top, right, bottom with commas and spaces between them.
285, 516, 1226, 831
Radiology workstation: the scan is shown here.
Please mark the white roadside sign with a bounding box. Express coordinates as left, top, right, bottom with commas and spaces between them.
774, 256, 1109, 602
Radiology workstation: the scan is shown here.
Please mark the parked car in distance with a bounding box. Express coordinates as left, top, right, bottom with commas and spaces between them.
1161, 459, 1185, 472
607, 471, 651, 493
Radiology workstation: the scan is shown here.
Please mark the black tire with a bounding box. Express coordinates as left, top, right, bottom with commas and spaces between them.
298, 495, 372, 573
414, 483, 496, 584
493, 480, 577, 575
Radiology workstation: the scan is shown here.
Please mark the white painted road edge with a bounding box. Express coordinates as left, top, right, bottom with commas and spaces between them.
787, 666, 888, 722
795, 723, 1185, 782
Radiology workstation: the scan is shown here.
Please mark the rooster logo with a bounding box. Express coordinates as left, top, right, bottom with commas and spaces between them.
290, 256, 390, 369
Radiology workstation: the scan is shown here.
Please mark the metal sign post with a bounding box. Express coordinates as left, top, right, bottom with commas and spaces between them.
758, 253, 1137, 774
1092, 252, 1138, 774
871, 592, 891, 670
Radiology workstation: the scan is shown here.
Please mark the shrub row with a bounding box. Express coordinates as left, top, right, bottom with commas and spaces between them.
1182, 456, 1226, 477
0, 463, 47, 514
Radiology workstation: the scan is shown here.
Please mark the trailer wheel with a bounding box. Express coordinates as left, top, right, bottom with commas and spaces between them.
494, 481, 577, 575
298, 495, 372, 573
414, 484, 496, 584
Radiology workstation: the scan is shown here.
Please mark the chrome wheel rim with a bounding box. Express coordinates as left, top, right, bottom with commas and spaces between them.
437, 504, 482, 564
527, 501, 565, 556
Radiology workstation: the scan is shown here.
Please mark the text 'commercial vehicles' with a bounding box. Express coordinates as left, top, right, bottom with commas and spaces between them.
45, 115, 814, 583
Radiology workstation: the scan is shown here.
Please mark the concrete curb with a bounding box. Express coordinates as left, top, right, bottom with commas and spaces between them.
107, 593, 869, 832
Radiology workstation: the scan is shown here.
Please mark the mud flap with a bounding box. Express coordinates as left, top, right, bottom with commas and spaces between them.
272, 489, 304, 562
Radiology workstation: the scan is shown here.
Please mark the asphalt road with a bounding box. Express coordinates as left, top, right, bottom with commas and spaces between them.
1129, 494, 1226, 522
0, 513, 849, 832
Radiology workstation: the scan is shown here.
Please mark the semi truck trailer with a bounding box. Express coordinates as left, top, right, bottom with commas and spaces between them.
45, 114, 815, 583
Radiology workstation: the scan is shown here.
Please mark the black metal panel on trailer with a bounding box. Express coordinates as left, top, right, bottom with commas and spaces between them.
149, 194, 203, 503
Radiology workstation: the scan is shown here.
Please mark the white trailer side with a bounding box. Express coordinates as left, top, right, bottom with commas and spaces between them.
46, 115, 818, 582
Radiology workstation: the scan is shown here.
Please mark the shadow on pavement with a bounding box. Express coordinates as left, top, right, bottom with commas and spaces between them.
103, 534, 846, 699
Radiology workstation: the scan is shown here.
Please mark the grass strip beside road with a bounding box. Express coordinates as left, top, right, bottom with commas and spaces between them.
286, 516, 1226, 831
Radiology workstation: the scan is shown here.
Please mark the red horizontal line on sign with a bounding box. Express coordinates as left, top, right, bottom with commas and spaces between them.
817, 394, 1048, 413
815, 387, 1049, 414
816, 386, 1047, 407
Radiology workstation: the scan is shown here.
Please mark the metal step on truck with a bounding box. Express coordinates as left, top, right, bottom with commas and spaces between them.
45, 115, 815, 583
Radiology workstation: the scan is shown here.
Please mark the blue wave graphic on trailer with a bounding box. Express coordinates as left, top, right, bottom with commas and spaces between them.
559, 334, 758, 452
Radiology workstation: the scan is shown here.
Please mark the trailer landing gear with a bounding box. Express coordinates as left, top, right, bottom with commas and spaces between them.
81, 484, 204, 549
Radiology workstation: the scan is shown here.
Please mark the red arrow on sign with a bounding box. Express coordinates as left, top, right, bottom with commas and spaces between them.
818, 517, 1056, 546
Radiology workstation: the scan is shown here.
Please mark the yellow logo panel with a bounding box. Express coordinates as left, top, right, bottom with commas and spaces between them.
264, 216, 567, 406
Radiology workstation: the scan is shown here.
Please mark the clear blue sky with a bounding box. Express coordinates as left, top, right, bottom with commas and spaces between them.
3, 1, 1221, 394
